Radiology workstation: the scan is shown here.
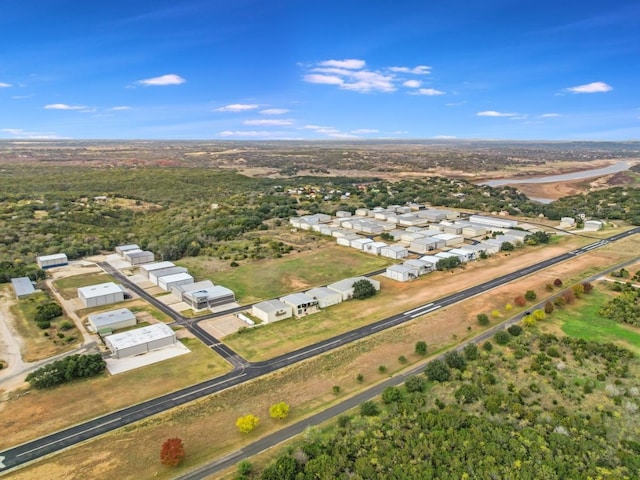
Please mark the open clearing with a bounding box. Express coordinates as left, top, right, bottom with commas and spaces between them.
7, 232, 640, 480
177, 244, 395, 303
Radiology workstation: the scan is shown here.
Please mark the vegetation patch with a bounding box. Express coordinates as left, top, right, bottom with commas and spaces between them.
52, 272, 114, 299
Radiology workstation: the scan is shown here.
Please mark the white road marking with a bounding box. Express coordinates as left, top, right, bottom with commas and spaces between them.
410, 305, 441, 318
0, 456, 5, 469
404, 303, 433, 315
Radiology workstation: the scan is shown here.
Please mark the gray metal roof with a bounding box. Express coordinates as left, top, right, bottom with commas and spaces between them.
11, 277, 36, 297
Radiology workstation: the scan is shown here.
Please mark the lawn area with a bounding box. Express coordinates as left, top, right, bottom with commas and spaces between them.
545, 288, 640, 354
9, 290, 80, 361
0, 336, 232, 450
52, 272, 115, 300
177, 246, 395, 303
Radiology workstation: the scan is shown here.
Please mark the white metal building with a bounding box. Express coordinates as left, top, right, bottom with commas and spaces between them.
280, 292, 319, 317
88, 308, 136, 332
448, 247, 477, 262
139, 261, 176, 278
404, 259, 433, 275
584, 220, 603, 231
158, 272, 194, 292
105, 323, 177, 359
11, 277, 36, 298
386, 264, 419, 282
115, 244, 140, 257
183, 285, 235, 310
380, 244, 408, 259
327, 276, 381, 301
149, 266, 188, 285
124, 250, 155, 265
363, 241, 388, 255
306, 287, 343, 308
469, 215, 518, 229
252, 299, 293, 323
410, 237, 445, 253
78, 282, 125, 308
36, 253, 68, 269
432, 233, 464, 247
350, 237, 374, 250
419, 255, 441, 269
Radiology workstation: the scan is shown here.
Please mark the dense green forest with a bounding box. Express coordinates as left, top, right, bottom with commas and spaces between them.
1, 165, 639, 273
246, 329, 640, 479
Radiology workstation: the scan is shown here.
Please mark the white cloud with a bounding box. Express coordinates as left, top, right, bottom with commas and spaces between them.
328, 132, 359, 138
318, 59, 366, 69
0, 82, 12, 88
433, 135, 457, 139
389, 65, 431, 75
342, 70, 395, 93
1, 128, 64, 139
540, 113, 560, 117
136, 74, 185, 86
477, 110, 518, 117
351, 129, 379, 134
110, 106, 132, 111
260, 108, 289, 115
12, 94, 35, 99
243, 119, 293, 126
303, 74, 345, 86
565, 81, 612, 94
403, 80, 422, 88
411, 88, 445, 96
44, 103, 88, 110
217, 130, 290, 138
215, 103, 260, 112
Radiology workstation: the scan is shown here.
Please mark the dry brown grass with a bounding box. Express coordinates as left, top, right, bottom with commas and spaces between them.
7, 233, 640, 480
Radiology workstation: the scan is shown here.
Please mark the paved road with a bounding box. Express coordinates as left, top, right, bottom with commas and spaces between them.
1, 227, 638, 474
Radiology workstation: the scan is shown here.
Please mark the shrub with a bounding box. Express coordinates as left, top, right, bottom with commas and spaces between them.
58, 320, 74, 331
545, 283, 554, 291
236, 414, 260, 433
360, 401, 380, 417
507, 324, 523, 337
405, 375, 427, 393
533, 309, 546, 321
425, 359, 451, 382
491, 310, 500, 318
382, 386, 403, 404
482, 341, 493, 352
455, 384, 482, 404
237, 460, 253, 476
544, 301, 554, 314
553, 295, 566, 307
160, 438, 185, 467
269, 402, 290, 420
414, 341, 428, 355
463, 343, 479, 361
378, 365, 387, 374
26, 354, 105, 389
505, 303, 513, 312
332, 385, 341, 394
514, 296, 527, 307
477, 313, 490, 326
444, 351, 466, 371
524, 290, 537, 301
582, 282, 594, 294
356, 373, 364, 383
398, 355, 407, 364
563, 290, 576, 304
494, 330, 511, 345
352, 279, 377, 300
36, 321, 50, 330
554, 278, 563, 287
572, 283, 585, 298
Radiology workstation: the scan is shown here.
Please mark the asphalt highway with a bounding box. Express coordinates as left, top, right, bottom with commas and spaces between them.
1, 227, 637, 474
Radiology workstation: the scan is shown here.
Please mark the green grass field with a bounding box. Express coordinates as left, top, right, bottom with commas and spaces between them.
53, 272, 115, 299
177, 246, 395, 303
550, 289, 640, 353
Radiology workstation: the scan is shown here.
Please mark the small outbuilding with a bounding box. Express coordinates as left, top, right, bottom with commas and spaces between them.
252, 300, 293, 323
105, 323, 177, 359
78, 282, 125, 308
11, 277, 37, 298
36, 253, 68, 269
386, 264, 419, 282
115, 244, 140, 257
138, 261, 176, 278
124, 250, 155, 265
584, 220, 604, 231
158, 272, 194, 292
380, 244, 408, 259
280, 293, 320, 317
88, 308, 136, 332
149, 266, 188, 285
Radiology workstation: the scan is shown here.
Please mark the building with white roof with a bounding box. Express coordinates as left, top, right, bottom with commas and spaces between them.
124, 249, 155, 265
306, 287, 343, 308
404, 259, 433, 275
363, 241, 388, 255
469, 215, 518, 229
36, 253, 68, 269
78, 282, 125, 308
380, 244, 408, 259
386, 264, 419, 282
149, 266, 188, 285
327, 276, 381, 301
432, 233, 464, 247
88, 308, 136, 332
105, 323, 176, 359
252, 299, 293, 323
584, 220, 604, 231
139, 261, 176, 278
158, 272, 194, 292
115, 244, 140, 257
280, 292, 319, 317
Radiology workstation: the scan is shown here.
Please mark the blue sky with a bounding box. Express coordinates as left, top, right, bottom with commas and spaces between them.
0, 0, 638, 140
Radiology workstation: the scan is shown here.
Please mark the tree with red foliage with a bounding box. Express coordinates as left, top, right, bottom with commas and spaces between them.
553, 278, 563, 287
582, 282, 594, 294
514, 295, 527, 307
160, 438, 185, 467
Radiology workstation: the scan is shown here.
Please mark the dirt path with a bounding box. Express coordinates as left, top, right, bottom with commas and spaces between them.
0, 291, 29, 393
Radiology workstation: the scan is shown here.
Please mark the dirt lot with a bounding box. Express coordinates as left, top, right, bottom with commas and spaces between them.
7, 232, 640, 480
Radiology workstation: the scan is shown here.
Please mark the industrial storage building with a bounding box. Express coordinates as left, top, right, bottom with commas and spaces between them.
350, 237, 374, 250
380, 244, 408, 259
139, 261, 176, 278
36, 253, 68, 269
448, 248, 477, 262
115, 244, 140, 257
252, 300, 293, 323
105, 323, 177, 359
124, 249, 155, 265
78, 282, 125, 308
386, 264, 419, 282
404, 259, 433, 275
419, 255, 441, 269
584, 220, 603, 231
432, 233, 464, 247
280, 293, 319, 317
469, 215, 518, 229
306, 287, 343, 308
363, 241, 388, 255
88, 308, 136, 332
182, 285, 235, 310
410, 237, 444, 253
158, 272, 194, 292
149, 266, 188, 285
11, 277, 37, 298
328, 276, 381, 301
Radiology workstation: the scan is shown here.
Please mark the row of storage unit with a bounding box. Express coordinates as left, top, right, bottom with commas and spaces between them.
251, 276, 381, 323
